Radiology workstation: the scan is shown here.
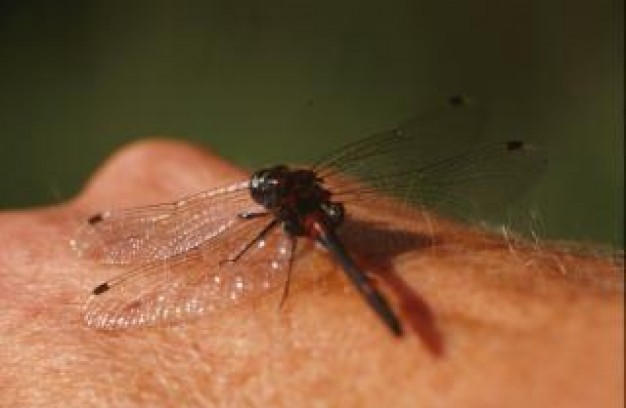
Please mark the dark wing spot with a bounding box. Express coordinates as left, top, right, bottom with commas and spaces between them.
448, 94, 470, 107
92, 282, 110, 295
506, 140, 525, 151
87, 213, 104, 225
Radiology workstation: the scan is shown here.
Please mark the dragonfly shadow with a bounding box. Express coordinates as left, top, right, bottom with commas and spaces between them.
340, 218, 445, 356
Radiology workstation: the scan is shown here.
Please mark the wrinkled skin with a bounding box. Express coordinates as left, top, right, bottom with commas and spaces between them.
0, 140, 622, 407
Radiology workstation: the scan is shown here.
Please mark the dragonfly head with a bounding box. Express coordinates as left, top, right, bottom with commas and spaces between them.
249, 165, 291, 209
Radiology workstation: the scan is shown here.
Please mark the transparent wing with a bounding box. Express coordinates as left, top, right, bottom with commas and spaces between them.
71, 180, 265, 264
312, 99, 487, 183
84, 217, 295, 330
316, 102, 546, 221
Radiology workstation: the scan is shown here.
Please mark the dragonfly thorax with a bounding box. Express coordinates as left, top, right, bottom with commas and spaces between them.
249, 165, 344, 236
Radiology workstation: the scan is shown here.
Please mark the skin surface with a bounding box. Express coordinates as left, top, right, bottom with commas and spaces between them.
0, 140, 623, 407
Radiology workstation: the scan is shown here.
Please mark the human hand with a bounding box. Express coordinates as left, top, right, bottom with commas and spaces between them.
1, 140, 622, 407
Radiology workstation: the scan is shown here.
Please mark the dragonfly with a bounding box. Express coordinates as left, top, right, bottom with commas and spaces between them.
71, 98, 544, 336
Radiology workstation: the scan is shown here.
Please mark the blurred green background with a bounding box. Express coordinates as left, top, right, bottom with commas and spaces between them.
0, 0, 623, 247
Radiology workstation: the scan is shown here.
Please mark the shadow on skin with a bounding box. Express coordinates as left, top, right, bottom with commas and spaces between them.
339, 217, 445, 355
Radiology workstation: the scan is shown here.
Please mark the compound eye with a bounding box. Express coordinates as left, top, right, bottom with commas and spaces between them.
263, 183, 281, 209
249, 167, 286, 209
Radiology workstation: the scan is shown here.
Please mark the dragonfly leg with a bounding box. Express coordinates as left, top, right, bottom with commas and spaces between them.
279, 237, 297, 309
219, 219, 278, 265
237, 210, 270, 220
